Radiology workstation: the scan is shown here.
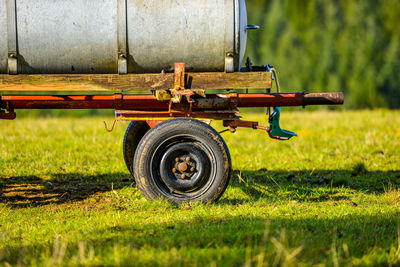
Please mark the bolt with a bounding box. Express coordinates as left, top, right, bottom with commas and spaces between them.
178, 162, 188, 172
181, 174, 186, 179
185, 157, 191, 162
175, 157, 180, 162
172, 168, 176, 173
190, 167, 195, 172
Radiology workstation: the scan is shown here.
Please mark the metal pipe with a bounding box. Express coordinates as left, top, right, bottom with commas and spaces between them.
236, 92, 344, 107
302, 92, 345, 106
1, 92, 344, 110
0, 94, 167, 110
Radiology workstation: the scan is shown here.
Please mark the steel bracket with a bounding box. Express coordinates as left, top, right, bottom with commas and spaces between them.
117, 0, 128, 74
222, 108, 297, 141
170, 63, 205, 104
7, 0, 18, 75
113, 93, 123, 109
154, 63, 205, 102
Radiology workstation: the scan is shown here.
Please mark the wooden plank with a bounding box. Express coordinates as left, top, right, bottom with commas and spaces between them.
0, 72, 271, 92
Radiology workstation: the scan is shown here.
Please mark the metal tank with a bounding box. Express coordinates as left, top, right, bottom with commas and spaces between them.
0, 0, 248, 74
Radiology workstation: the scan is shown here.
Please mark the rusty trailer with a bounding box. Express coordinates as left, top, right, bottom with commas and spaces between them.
0, 62, 344, 204
0, 0, 343, 203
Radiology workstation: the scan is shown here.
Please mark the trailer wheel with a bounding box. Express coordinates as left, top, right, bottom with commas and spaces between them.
133, 118, 231, 204
123, 121, 150, 176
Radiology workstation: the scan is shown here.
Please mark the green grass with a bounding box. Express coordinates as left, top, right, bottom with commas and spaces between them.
0, 110, 399, 266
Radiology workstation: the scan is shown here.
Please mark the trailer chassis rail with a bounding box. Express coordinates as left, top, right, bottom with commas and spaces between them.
0, 62, 344, 135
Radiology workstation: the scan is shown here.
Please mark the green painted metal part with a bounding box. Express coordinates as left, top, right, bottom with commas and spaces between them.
268, 107, 297, 140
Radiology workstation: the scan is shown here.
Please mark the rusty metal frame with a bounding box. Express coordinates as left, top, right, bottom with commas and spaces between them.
0, 63, 344, 129
0, 92, 344, 110
0, 92, 344, 119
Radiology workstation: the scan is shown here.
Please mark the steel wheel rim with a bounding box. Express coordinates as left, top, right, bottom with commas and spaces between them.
150, 135, 217, 200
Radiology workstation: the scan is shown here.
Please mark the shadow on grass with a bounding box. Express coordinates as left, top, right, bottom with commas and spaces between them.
0, 168, 399, 208
1, 211, 399, 266
222, 168, 400, 204
0, 172, 133, 208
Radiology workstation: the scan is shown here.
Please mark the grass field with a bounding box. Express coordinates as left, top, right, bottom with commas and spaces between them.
0, 110, 399, 266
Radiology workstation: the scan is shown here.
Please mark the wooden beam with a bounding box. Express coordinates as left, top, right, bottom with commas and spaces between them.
0, 72, 271, 92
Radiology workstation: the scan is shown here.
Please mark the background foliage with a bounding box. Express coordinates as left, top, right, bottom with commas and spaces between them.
245, 0, 400, 108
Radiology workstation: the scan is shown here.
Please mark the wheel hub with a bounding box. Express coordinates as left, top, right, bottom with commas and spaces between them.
178, 162, 188, 172
159, 142, 210, 192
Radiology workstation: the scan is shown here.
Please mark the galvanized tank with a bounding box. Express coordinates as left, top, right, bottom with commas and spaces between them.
0, 0, 248, 74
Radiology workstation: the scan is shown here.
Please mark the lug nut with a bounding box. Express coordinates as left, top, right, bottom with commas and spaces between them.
175, 157, 180, 162
181, 174, 186, 179
190, 167, 195, 172
185, 157, 191, 162
172, 168, 176, 173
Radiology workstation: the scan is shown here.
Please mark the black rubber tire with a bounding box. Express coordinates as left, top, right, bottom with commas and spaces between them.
123, 121, 150, 176
133, 118, 232, 204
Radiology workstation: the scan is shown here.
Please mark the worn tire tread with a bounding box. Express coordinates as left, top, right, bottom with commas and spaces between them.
134, 118, 232, 204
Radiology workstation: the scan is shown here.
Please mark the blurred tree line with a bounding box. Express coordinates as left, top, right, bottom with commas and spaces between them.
245, 0, 400, 108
